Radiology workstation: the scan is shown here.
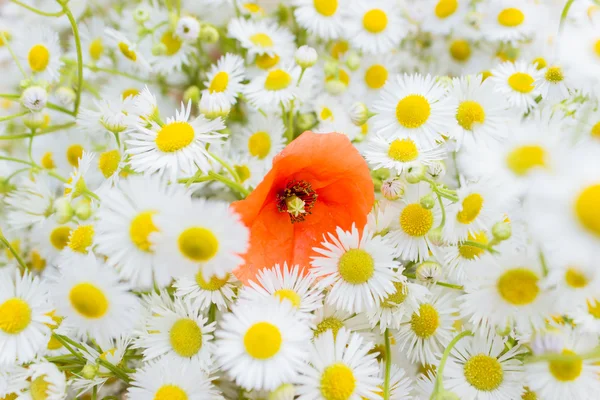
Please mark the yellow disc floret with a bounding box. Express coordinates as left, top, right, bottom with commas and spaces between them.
338, 249, 375, 284
400, 203, 434, 237
28, 44, 50, 72
314, 0, 338, 17
508, 72, 534, 93
154, 385, 188, 400
264, 69, 292, 91
129, 211, 159, 252
155, 122, 195, 152
463, 354, 504, 391
496, 268, 539, 305
0, 298, 32, 334
364, 64, 388, 89
549, 350, 583, 382
169, 318, 203, 357
505, 145, 546, 176
320, 363, 356, 400
178, 227, 219, 262
69, 283, 109, 319
244, 322, 282, 359
274, 289, 302, 308
410, 303, 439, 338
574, 184, 600, 237
248, 131, 272, 159
388, 139, 419, 162
497, 8, 525, 27
362, 9, 388, 33
396, 95, 431, 128
67, 225, 94, 253
456, 101, 485, 130
435, 0, 458, 19
209, 71, 229, 93
456, 193, 484, 224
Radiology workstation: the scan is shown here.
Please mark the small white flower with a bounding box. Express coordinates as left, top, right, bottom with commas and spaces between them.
295, 45, 318, 68
21, 86, 47, 111
176, 16, 201, 41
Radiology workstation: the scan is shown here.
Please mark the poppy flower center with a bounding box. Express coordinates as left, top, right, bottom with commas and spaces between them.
276, 180, 318, 223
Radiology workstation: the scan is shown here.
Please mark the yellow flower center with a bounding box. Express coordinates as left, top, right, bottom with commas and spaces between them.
400, 203, 434, 237
505, 145, 546, 176
243, 3, 263, 13
69, 282, 109, 319
264, 69, 292, 91
325, 69, 351, 86
250, 33, 273, 47
320, 363, 356, 400
161, 31, 182, 56
508, 72, 534, 93
30, 251, 46, 272
594, 39, 600, 58
129, 211, 159, 252
458, 231, 488, 260
395, 94, 431, 128
314, 317, 344, 338
154, 385, 188, 400
195, 272, 230, 290
456, 193, 484, 224
320, 107, 334, 121
330, 41, 349, 59
155, 122, 195, 152
574, 184, 600, 237
549, 350, 583, 382
0, 31, 11, 47
119, 42, 137, 61
522, 387, 537, 400
564, 268, 588, 288
338, 248, 375, 284
30, 375, 50, 400
497, 268, 539, 305
98, 150, 121, 178
169, 318, 203, 357
122, 88, 139, 99
28, 44, 50, 72
178, 227, 219, 262
66, 144, 84, 167
363, 9, 388, 33
435, 0, 458, 19
255, 53, 280, 69
591, 122, 600, 139
381, 281, 407, 308
234, 165, 251, 183
587, 299, 600, 318
41, 152, 56, 169
50, 226, 72, 250
450, 39, 471, 62
314, 0, 338, 16
387, 138, 419, 162
545, 66, 564, 83
497, 8, 525, 27
274, 289, 302, 308
456, 100, 485, 130
209, 71, 229, 93
410, 303, 439, 338
244, 322, 282, 359
533, 57, 547, 70
364, 64, 388, 89
67, 225, 94, 253
89, 38, 104, 61
0, 298, 32, 334
248, 131, 272, 159
463, 354, 504, 391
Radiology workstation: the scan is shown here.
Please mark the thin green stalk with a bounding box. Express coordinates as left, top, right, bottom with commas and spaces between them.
287, 100, 295, 142
430, 331, 473, 400
297, 68, 306, 87
209, 151, 241, 183
0, 234, 28, 271
52, 334, 87, 363
1, 32, 26, 78
436, 192, 446, 228
61, 3, 84, 116
208, 171, 249, 197
10, 0, 64, 17
0, 155, 36, 167
0, 94, 75, 117
383, 329, 392, 400
208, 303, 217, 324
461, 240, 499, 255
28, 129, 35, 163
539, 250, 549, 277
92, 385, 97, 400
0, 111, 28, 122
559, 0, 576, 32
404, 273, 464, 291
2, 167, 29, 182
97, 359, 131, 384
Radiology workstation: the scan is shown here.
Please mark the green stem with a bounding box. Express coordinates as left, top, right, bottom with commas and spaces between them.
0, 234, 28, 271
61, 3, 83, 116
0, 111, 28, 122
297, 68, 306, 87
539, 250, 549, 277
97, 359, 131, 384
403, 273, 464, 291
208, 303, 217, 324
383, 329, 392, 400
1, 32, 26, 78
0, 155, 35, 167
209, 151, 241, 183
559, 0, 576, 32
208, 171, 249, 197
461, 240, 499, 255
10, 0, 64, 17
64, 59, 150, 83
92, 385, 97, 400
52, 334, 87, 363
287, 100, 295, 143
436, 192, 445, 228
0, 94, 74, 117
430, 331, 473, 400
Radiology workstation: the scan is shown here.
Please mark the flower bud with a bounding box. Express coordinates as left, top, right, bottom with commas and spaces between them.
133, 6, 151, 23
324, 60, 338, 76
381, 178, 405, 200
152, 42, 168, 56
428, 161, 446, 179
81, 364, 98, 380
405, 164, 426, 184
492, 221, 512, 241
23, 112, 46, 129
176, 16, 201, 41
297, 113, 316, 131
55, 87, 76, 107
350, 102, 369, 126
199, 25, 219, 43
420, 194, 435, 210
183, 85, 201, 104
416, 261, 442, 282
54, 198, 74, 224
427, 227, 445, 246
295, 45, 318, 68
74, 198, 93, 221
345, 51, 361, 71
21, 86, 47, 111
269, 383, 295, 400
325, 79, 347, 95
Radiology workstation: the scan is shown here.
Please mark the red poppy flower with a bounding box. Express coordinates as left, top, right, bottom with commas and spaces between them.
232, 131, 374, 283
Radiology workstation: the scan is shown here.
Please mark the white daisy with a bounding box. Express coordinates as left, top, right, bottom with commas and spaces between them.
3, 174, 55, 230
79, 17, 110, 68
50, 253, 140, 345
489, 61, 543, 112
240, 263, 323, 316
396, 287, 458, 365
443, 229, 495, 284
0, 270, 53, 366
558, 21, 600, 91
135, 295, 215, 369
536, 62, 571, 104
128, 358, 224, 400
227, 18, 295, 59
571, 298, 600, 334
480, 0, 541, 44
126, 101, 226, 180
174, 271, 239, 312
296, 328, 381, 400
372, 73, 458, 147
420, 0, 470, 35
150, 27, 193, 74
29, 218, 76, 265
311, 224, 400, 313
14, 25, 62, 82
243, 64, 301, 111
233, 112, 285, 165
215, 296, 311, 391
292, 0, 347, 40
311, 302, 373, 340
153, 197, 249, 280
105, 28, 151, 72
202, 53, 246, 108
17, 362, 67, 400
347, 0, 407, 54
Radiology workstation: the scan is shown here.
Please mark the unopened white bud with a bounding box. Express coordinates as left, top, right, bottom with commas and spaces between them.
133, 6, 150, 23
295, 45, 318, 68
416, 261, 442, 282
427, 227, 445, 246
23, 112, 46, 129
345, 51, 361, 71
152, 42, 168, 56
176, 17, 201, 41
324, 60, 338, 76
428, 161, 446, 179
54, 197, 74, 224
381, 178, 405, 200
21, 86, 47, 111
325, 79, 347, 95
420, 194, 436, 210
297, 113, 316, 131
492, 221, 512, 241
199, 25, 219, 43
55, 87, 76, 107
183, 86, 201, 104
74, 198, 92, 221
405, 164, 426, 184
81, 364, 98, 380
350, 102, 369, 126
199, 94, 230, 119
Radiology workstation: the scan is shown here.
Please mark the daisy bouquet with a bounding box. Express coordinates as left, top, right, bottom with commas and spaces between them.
1, 0, 600, 399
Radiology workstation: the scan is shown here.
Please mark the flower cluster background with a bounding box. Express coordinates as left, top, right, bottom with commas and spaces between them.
1, 0, 600, 399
